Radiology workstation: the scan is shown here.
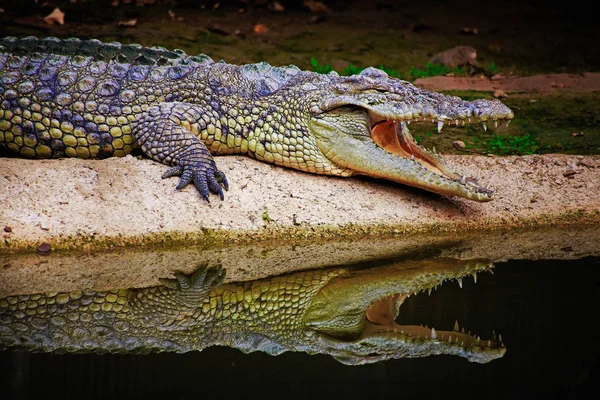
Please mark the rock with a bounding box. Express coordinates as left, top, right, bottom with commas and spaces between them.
37, 243, 51, 254
429, 46, 477, 68
493, 89, 507, 98
453, 140, 466, 149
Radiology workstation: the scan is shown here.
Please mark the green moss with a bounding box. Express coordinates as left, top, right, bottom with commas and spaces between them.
262, 206, 274, 223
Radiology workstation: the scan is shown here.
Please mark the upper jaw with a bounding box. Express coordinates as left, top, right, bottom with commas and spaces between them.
315, 70, 514, 128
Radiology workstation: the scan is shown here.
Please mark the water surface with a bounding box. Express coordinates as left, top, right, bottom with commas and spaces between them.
1, 256, 597, 399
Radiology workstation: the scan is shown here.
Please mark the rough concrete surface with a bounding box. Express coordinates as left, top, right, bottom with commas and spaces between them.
1, 153, 599, 255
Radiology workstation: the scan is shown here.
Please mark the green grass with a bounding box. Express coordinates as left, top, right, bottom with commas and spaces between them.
310, 59, 500, 80
482, 133, 540, 155
409, 62, 465, 79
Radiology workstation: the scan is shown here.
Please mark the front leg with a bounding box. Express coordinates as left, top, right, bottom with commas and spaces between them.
128, 265, 226, 328
133, 102, 229, 201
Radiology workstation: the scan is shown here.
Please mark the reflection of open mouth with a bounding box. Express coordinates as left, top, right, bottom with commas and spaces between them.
305, 259, 506, 364
366, 288, 503, 349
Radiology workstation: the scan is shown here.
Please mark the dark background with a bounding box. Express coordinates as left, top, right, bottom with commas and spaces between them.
1, 257, 598, 399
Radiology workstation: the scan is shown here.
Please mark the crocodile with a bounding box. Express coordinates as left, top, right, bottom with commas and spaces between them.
0, 258, 505, 365
0, 36, 513, 202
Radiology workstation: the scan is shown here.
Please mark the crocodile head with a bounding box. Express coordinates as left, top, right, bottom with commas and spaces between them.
305, 68, 513, 201
303, 258, 506, 365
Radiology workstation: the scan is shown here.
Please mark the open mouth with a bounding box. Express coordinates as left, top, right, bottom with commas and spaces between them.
368, 115, 496, 199
311, 100, 512, 201
363, 273, 504, 351
371, 119, 448, 177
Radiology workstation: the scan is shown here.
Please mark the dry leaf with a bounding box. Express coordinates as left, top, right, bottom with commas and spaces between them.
118, 19, 137, 27
303, 0, 329, 14
270, 1, 285, 12
459, 27, 478, 35
253, 24, 269, 34
43, 7, 65, 25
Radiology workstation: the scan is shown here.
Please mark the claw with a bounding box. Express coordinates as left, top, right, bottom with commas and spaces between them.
176, 170, 194, 190
192, 170, 211, 202
164, 161, 228, 202
207, 173, 225, 200
161, 165, 184, 179
216, 170, 229, 191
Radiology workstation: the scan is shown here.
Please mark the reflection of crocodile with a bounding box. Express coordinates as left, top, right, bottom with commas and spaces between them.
0, 37, 513, 202
0, 258, 505, 364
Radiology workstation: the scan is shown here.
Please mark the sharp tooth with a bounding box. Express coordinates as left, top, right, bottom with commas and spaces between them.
432, 146, 436, 154
455, 119, 459, 126
506, 119, 511, 127
499, 334, 503, 343
472, 273, 477, 283
482, 122, 487, 131
432, 119, 435, 123
431, 328, 437, 339
448, 335, 452, 343
461, 327, 465, 334
468, 117, 471, 122
492, 330, 497, 341
454, 320, 459, 332
461, 340, 464, 346
437, 120, 444, 133
494, 120, 498, 128
407, 120, 410, 124
460, 175, 466, 185
427, 287, 432, 296
461, 120, 465, 126
410, 154, 415, 161
457, 277, 463, 288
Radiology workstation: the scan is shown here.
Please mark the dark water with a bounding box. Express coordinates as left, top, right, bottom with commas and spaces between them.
1, 257, 598, 399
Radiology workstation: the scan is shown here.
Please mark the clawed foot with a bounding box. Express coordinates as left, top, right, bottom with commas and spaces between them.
162, 162, 229, 202
159, 265, 226, 307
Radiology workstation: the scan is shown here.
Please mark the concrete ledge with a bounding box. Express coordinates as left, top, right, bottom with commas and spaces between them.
1, 153, 599, 254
